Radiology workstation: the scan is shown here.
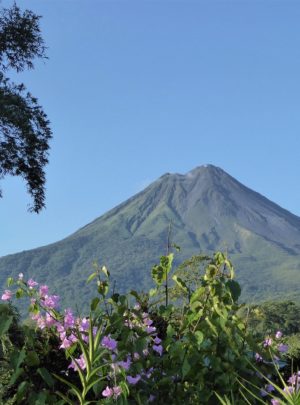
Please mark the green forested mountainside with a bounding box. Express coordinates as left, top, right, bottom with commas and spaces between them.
1, 164, 300, 310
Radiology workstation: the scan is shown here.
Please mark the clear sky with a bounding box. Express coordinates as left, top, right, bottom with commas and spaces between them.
1, 0, 300, 256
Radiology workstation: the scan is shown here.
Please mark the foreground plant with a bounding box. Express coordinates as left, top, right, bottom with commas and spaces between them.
1, 251, 296, 404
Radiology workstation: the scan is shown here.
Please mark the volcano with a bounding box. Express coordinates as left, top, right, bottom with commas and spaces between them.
1, 164, 300, 307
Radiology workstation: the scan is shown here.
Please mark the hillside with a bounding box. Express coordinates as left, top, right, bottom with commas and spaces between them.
1, 164, 300, 308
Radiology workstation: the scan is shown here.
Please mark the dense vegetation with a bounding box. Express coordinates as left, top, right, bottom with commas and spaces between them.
1, 251, 300, 404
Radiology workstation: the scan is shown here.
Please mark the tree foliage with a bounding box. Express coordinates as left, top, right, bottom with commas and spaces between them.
0, 3, 52, 212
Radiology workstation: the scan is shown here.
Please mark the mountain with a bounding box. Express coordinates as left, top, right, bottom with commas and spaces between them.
1, 164, 300, 309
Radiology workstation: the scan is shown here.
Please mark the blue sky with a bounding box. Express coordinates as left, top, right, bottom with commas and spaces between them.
1, 0, 300, 256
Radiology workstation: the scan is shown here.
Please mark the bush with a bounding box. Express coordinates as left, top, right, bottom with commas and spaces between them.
0, 252, 298, 404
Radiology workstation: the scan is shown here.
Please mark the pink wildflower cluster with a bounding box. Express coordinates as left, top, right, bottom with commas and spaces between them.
124, 304, 163, 358
102, 385, 122, 399
270, 373, 300, 405
256, 331, 289, 365
2, 275, 162, 402
1, 290, 12, 301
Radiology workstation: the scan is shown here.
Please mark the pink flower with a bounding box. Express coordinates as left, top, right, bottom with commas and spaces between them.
283, 386, 294, 394
69, 354, 86, 371
255, 353, 263, 362
79, 317, 89, 331
36, 315, 46, 329
102, 386, 113, 398
112, 386, 122, 398
64, 308, 75, 328
271, 399, 280, 405
102, 386, 122, 399
144, 318, 153, 326
45, 313, 56, 327
44, 295, 59, 309
263, 338, 272, 347
39, 285, 49, 297
60, 337, 72, 349
27, 279, 38, 289
288, 371, 300, 386
275, 331, 283, 339
56, 323, 65, 333
1, 290, 12, 301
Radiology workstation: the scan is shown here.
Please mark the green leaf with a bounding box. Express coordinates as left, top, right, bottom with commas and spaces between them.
15, 288, 25, 298
33, 391, 48, 405
7, 277, 14, 287
149, 288, 157, 297
172, 275, 188, 293
152, 254, 174, 286
167, 324, 175, 338
0, 314, 13, 337
25, 350, 40, 367
130, 290, 140, 300
182, 357, 191, 378
9, 367, 24, 385
151, 264, 165, 286
37, 367, 55, 387
90, 297, 100, 311
97, 280, 109, 297
194, 331, 204, 346
86, 272, 97, 284
16, 381, 29, 404
226, 280, 241, 301
111, 293, 119, 303
10, 348, 26, 369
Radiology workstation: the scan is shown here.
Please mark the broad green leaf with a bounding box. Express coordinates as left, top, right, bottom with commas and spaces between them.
0, 314, 13, 337
151, 265, 165, 286
25, 350, 40, 367
226, 280, 241, 301
130, 290, 140, 300
182, 357, 191, 378
15, 288, 25, 298
10, 348, 26, 369
194, 331, 204, 346
172, 275, 188, 293
16, 381, 29, 404
9, 367, 24, 385
152, 254, 174, 286
37, 367, 55, 387
166, 324, 175, 338
90, 297, 100, 311
149, 288, 157, 297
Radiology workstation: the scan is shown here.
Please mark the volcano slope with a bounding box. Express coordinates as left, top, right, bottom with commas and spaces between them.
1, 164, 300, 309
